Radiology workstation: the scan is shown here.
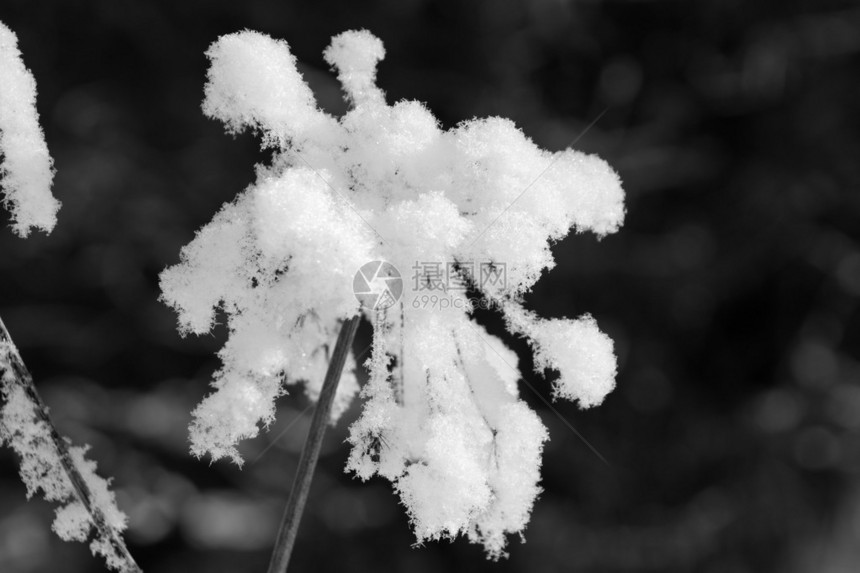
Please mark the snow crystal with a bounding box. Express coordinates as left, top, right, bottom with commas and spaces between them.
53, 500, 91, 542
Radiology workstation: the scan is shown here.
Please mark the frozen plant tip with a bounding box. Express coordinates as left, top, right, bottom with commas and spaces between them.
0, 21, 59, 236
160, 29, 624, 558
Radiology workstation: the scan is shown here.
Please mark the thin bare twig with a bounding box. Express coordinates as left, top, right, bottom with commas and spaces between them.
267, 314, 361, 573
0, 315, 142, 573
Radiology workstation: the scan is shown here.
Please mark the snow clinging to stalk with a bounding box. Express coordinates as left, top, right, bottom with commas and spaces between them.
160, 29, 624, 558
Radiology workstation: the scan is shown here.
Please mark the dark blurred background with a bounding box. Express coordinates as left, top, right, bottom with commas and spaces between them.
1, 1, 859, 572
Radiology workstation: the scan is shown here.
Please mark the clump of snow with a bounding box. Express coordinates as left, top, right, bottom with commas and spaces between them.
189, 370, 283, 465
161, 29, 625, 558
511, 309, 617, 408
0, 21, 59, 237
201, 30, 331, 147
324, 29, 386, 106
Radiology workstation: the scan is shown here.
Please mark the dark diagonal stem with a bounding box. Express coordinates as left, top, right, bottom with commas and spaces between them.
267, 314, 361, 573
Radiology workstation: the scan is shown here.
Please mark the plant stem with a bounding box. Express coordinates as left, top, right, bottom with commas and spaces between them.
0, 315, 142, 573
267, 314, 361, 573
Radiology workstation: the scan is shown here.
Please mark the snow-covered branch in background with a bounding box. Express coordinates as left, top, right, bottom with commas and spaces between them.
0, 319, 138, 571
161, 29, 624, 558
0, 21, 59, 237
0, 21, 138, 572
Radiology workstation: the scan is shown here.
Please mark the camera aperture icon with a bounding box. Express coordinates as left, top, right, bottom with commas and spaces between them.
354, 261, 403, 310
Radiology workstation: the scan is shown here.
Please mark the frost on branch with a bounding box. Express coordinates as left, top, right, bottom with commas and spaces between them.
0, 349, 130, 570
0, 21, 59, 237
160, 29, 624, 557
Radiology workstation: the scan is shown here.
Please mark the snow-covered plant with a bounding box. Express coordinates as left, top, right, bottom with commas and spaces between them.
0, 21, 138, 572
0, 21, 59, 236
160, 29, 624, 559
